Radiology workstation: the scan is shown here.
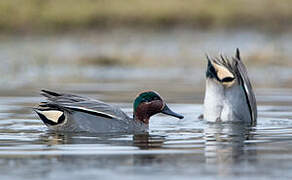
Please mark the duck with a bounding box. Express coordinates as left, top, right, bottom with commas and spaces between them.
203, 48, 257, 125
34, 90, 184, 133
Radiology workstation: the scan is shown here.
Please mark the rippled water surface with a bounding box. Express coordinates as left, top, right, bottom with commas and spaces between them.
1, 30, 292, 180
0, 87, 292, 180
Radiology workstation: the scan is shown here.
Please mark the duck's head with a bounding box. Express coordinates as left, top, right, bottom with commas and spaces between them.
133, 91, 184, 124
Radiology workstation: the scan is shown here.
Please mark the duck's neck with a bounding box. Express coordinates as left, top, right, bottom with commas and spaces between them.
133, 100, 163, 125
133, 109, 150, 124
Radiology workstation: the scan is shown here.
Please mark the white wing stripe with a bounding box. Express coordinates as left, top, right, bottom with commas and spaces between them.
65, 106, 120, 119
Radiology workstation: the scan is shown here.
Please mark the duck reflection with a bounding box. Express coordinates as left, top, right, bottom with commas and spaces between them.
38, 131, 165, 148
36, 131, 166, 172
133, 133, 165, 150
38, 131, 134, 146
204, 123, 257, 176
132, 133, 166, 165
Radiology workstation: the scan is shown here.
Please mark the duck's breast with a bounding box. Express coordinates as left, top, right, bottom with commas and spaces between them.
204, 79, 224, 122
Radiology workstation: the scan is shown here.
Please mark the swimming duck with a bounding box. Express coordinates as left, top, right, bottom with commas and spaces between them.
203, 49, 257, 125
34, 90, 184, 133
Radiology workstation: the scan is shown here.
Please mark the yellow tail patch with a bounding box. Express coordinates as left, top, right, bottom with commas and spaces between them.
211, 61, 234, 80
36, 110, 63, 123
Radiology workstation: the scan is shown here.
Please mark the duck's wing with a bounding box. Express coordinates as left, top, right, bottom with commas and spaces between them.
234, 59, 257, 125
41, 90, 91, 103
39, 90, 130, 121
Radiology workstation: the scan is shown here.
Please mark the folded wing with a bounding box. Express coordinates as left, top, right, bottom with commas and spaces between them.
39, 90, 129, 121
234, 58, 257, 125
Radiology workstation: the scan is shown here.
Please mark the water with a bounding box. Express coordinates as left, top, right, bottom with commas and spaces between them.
0, 29, 292, 179
0, 85, 292, 180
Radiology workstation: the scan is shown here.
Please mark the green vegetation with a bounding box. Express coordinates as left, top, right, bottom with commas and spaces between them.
79, 56, 136, 66
1, 0, 292, 33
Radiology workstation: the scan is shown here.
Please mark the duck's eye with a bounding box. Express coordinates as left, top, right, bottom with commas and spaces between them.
141, 98, 149, 103
152, 97, 160, 101
221, 77, 235, 82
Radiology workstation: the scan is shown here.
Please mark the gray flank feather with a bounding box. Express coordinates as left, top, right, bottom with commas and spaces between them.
233, 57, 257, 125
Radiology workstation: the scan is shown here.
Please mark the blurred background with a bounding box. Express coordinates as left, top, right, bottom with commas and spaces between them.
1, 1, 292, 180
0, 0, 292, 102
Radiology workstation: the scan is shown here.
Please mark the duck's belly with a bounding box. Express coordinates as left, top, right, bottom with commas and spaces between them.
204, 102, 251, 123
203, 80, 224, 122
204, 80, 251, 123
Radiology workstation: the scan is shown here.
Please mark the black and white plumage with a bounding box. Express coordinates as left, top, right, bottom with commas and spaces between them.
204, 49, 257, 126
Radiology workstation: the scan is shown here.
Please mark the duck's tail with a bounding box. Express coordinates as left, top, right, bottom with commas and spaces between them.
33, 103, 66, 126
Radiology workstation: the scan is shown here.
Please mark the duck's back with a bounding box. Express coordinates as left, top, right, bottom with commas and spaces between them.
35, 90, 147, 133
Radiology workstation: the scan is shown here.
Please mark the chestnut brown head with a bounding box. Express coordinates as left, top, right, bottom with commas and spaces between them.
133, 91, 184, 124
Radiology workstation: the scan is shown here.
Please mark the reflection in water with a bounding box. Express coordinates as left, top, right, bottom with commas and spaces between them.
133, 133, 165, 166
30, 132, 168, 177
38, 131, 135, 146
37, 132, 68, 146
133, 133, 165, 150
204, 123, 257, 176
2, 92, 292, 179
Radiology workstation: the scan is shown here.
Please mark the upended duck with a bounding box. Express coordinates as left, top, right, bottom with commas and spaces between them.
34, 90, 184, 133
203, 49, 257, 125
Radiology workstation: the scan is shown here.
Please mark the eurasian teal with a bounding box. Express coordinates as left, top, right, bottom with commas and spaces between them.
203, 48, 257, 125
34, 90, 184, 133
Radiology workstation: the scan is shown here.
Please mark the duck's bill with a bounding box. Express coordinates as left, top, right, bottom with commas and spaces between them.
161, 105, 184, 119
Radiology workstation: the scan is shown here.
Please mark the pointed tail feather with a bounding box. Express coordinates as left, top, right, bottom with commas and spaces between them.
41, 89, 62, 98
